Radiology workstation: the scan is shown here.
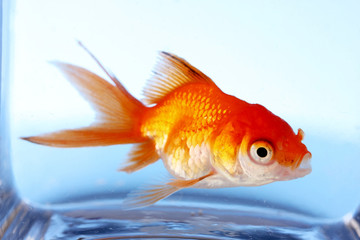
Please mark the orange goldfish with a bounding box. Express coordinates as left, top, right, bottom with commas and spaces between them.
23, 47, 311, 208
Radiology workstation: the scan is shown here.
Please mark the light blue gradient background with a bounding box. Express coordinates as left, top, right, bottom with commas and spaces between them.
10, 0, 360, 218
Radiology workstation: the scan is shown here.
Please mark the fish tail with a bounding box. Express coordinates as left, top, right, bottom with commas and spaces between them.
22, 61, 147, 147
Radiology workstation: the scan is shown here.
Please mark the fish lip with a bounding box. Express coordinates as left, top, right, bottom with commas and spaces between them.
281, 152, 312, 180
297, 151, 312, 173
293, 151, 312, 169
273, 152, 312, 181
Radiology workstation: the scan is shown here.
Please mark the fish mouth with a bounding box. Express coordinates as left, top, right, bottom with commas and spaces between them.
292, 151, 312, 169
277, 152, 312, 181
293, 151, 312, 176
272, 152, 312, 181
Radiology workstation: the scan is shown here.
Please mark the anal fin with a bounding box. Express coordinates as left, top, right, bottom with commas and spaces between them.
119, 140, 159, 173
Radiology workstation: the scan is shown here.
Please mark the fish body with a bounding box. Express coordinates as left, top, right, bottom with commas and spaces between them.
142, 83, 235, 181
23, 50, 311, 208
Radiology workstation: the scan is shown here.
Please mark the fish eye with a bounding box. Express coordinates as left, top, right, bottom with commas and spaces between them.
249, 140, 274, 165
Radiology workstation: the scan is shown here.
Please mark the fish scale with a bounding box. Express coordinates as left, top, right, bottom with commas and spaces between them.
142, 84, 229, 179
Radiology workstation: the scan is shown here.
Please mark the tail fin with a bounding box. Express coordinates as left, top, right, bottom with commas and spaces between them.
22, 59, 147, 147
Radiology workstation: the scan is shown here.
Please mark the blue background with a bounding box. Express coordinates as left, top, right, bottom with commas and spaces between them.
10, 0, 360, 218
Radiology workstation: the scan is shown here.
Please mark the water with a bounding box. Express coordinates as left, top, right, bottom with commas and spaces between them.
1, 197, 359, 239
2, 0, 360, 239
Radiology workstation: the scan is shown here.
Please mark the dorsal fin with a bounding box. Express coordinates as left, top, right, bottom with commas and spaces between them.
143, 52, 217, 105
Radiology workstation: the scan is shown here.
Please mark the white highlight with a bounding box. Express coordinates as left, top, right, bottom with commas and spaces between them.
343, 213, 360, 238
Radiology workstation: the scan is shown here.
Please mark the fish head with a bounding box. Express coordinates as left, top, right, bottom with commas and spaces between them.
236, 104, 312, 185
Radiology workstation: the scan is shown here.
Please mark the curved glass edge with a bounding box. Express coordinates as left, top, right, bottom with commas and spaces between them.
0, 1, 58, 238
0, 0, 24, 238
0, 0, 14, 193
344, 208, 360, 239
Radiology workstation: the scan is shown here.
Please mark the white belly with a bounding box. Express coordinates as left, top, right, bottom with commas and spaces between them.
160, 142, 213, 180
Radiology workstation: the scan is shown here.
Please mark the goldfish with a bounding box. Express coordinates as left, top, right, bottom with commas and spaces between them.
22, 46, 312, 208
